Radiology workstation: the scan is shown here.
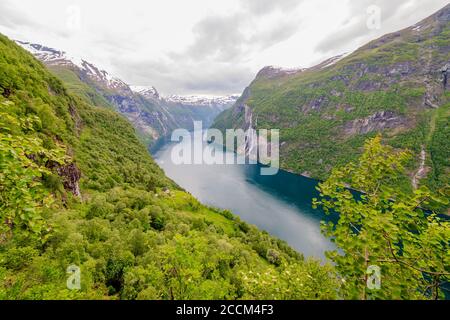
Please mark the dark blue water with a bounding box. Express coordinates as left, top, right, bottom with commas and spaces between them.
152, 132, 336, 259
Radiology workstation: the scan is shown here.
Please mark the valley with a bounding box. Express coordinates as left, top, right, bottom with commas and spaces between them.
152, 131, 336, 258
0, 2, 448, 301
1, 33, 337, 299
213, 5, 450, 196
16, 40, 238, 148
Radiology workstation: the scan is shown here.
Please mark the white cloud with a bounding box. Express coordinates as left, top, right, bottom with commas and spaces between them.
0, 0, 448, 95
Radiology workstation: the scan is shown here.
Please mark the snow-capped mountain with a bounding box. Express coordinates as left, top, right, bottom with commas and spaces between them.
16, 40, 128, 92
77, 60, 128, 91
129, 86, 238, 108
255, 65, 307, 80
17, 40, 237, 146
165, 94, 240, 107
130, 85, 161, 100
17, 40, 238, 108
15, 41, 78, 65
316, 52, 350, 70
255, 53, 351, 80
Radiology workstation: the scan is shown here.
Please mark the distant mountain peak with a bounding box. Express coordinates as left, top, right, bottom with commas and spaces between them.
256, 65, 306, 79
315, 53, 350, 70
15, 40, 127, 91
130, 85, 161, 100
165, 94, 239, 107
255, 53, 351, 80
16, 40, 83, 67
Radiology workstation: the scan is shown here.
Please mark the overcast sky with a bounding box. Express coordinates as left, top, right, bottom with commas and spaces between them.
0, 0, 448, 95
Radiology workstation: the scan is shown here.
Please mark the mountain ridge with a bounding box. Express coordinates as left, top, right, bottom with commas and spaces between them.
1, 32, 339, 299
213, 4, 450, 194
16, 40, 237, 146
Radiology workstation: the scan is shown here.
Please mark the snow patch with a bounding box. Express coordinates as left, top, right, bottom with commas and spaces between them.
16, 40, 126, 91
266, 66, 305, 75
131, 86, 161, 100
165, 94, 239, 106
320, 52, 350, 69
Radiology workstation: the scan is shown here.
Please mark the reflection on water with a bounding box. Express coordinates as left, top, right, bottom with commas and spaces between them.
152, 132, 336, 259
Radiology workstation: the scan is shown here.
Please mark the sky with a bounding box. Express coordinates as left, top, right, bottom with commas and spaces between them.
0, 0, 448, 96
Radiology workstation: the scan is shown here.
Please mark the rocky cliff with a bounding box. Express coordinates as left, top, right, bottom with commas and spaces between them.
17, 41, 237, 147
213, 4, 450, 191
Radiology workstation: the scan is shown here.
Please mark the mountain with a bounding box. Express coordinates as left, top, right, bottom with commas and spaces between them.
131, 87, 238, 129
213, 4, 450, 191
129, 86, 239, 108
166, 94, 240, 106
130, 85, 161, 100
0, 33, 338, 299
16, 41, 237, 147
162, 93, 240, 128
16, 40, 129, 92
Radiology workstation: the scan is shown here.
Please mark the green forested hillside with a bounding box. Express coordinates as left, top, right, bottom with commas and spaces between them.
39, 60, 233, 148
46, 66, 113, 110
0, 33, 339, 299
1, 32, 448, 300
214, 5, 450, 194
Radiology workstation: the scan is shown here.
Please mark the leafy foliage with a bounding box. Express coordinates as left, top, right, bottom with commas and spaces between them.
0, 98, 69, 242
314, 136, 450, 299
0, 33, 337, 300
213, 12, 450, 198
427, 103, 450, 191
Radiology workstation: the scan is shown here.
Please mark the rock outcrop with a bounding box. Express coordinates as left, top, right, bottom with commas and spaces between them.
441, 63, 449, 89
212, 4, 450, 182
47, 161, 82, 197
344, 111, 408, 136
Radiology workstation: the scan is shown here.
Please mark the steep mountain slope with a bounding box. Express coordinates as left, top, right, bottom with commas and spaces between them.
164, 93, 240, 127
130, 86, 237, 135
16, 41, 237, 147
214, 5, 450, 191
0, 33, 338, 299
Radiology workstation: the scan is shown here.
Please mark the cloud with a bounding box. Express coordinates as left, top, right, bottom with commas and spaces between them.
138, 0, 305, 94
250, 21, 299, 49
0, 2, 40, 30
184, 13, 248, 62
1, 0, 449, 95
180, 0, 303, 63
111, 56, 253, 95
0, 0, 304, 95
315, 0, 449, 54
243, 0, 303, 16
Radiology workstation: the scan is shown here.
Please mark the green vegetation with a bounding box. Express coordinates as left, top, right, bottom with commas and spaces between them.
213, 11, 450, 200
48, 66, 113, 109
0, 34, 337, 299
427, 103, 450, 191
0, 109, 67, 241
1, 16, 448, 299
46, 62, 229, 149
314, 137, 449, 299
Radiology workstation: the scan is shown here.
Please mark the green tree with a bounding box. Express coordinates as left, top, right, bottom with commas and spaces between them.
0, 103, 67, 242
314, 136, 449, 299
241, 260, 338, 300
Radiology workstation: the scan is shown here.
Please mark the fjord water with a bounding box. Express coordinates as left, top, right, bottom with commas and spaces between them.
152, 132, 336, 259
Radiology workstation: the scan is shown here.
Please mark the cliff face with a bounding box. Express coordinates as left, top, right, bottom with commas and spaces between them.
213, 5, 450, 189
2, 33, 327, 300
343, 111, 408, 136
17, 41, 237, 147
51, 63, 236, 146
49, 161, 82, 197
